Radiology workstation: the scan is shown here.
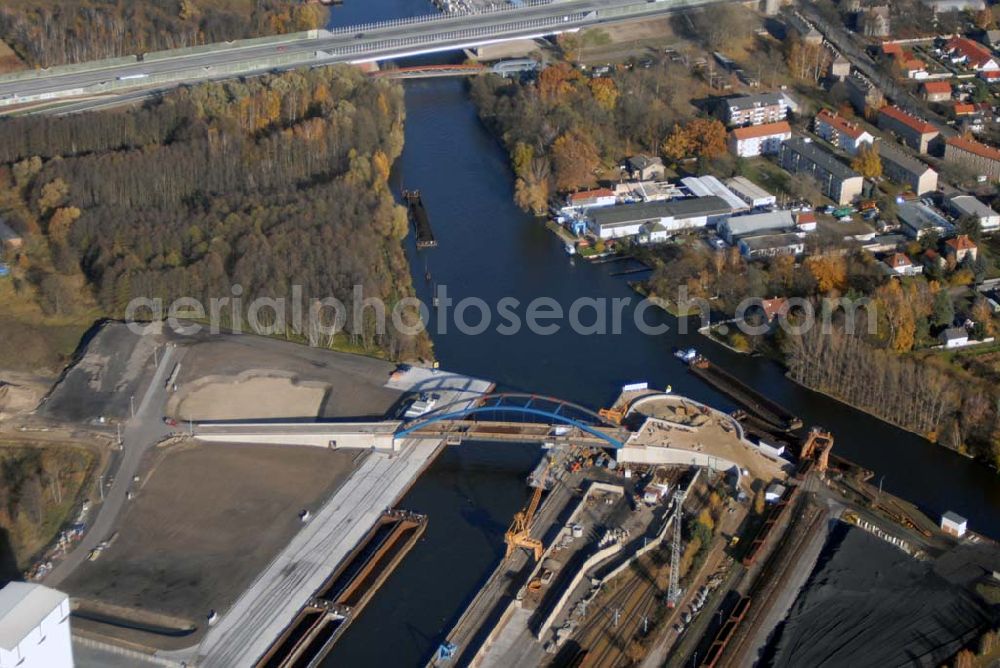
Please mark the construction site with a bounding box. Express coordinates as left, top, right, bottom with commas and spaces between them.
422, 377, 1000, 668
6, 320, 1000, 667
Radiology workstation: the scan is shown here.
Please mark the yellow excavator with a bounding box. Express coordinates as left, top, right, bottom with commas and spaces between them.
504, 461, 551, 562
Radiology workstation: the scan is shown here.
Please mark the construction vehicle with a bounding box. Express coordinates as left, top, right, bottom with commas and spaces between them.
599, 406, 625, 425
504, 460, 553, 562
800, 428, 834, 473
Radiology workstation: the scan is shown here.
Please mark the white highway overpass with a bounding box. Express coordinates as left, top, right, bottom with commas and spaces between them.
0, 0, 723, 114
193, 421, 405, 450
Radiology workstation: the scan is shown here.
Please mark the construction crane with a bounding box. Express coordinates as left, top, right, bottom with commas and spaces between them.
666, 489, 684, 608
504, 460, 552, 562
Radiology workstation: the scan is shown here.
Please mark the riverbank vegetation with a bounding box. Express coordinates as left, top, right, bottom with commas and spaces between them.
470, 60, 705, 214
0, 66, 431, 362
639, 239, 1000, 467
0, 442, 95, 576
0, 0, 327, 68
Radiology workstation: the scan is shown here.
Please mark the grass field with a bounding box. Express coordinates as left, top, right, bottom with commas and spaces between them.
0, 280, 97, 374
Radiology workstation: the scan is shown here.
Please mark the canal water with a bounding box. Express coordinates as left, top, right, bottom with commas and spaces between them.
326, 0, 438, 29
318, 4, 1000, 665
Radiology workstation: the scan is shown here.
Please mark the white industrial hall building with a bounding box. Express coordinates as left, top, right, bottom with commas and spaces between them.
0, 582, 73, 668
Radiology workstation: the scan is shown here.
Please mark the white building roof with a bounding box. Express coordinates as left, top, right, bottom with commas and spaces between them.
0, 583, 68, 651
950, 195, 998, 220
681, 176, 748, 211
942, 510, 968, 526
898, 201, 952, 234
724, 210, 796, 238
725, 176, 775, 205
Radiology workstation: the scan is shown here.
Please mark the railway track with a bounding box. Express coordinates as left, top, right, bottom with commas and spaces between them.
575, 565, 664, 668
712, 498, 825, 667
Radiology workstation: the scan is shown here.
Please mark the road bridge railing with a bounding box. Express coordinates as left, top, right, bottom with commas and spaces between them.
0, 0, 729, 112
327, 0, 556, 36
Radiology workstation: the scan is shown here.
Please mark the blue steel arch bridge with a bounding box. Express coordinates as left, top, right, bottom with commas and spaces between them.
191, 392, 632, 451
396, 392, 629, 449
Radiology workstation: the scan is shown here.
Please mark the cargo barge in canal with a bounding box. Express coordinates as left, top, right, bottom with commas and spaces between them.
404, 189, 437, 249
255, 510, 427, 668
687, 355, 802, 432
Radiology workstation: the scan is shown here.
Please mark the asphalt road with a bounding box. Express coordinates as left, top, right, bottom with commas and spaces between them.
0, 0, 723, 112
44, 344, 179, 587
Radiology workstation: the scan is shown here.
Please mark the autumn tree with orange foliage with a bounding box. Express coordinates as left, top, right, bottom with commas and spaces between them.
662, 124, 697, 162
538, 63, 582, 104
552, 130, 600, 191
660, 118, 727, 162
511, 142, 551, 214
588, 77, 619, 111
804, 254, 848, 295
875, 280, 917, 352
851, 144, 882, 179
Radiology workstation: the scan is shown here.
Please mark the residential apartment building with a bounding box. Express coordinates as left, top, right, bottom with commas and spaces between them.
944, 135, 1000, 181
877, 106, 939, 153
813, 109, 875, 155
846, 73, 884, 116
778, 137, 865, 205
721, 92, 789, 127
829, 53, 851, 80
728, 120, 792, 158
877, 141, 939, 195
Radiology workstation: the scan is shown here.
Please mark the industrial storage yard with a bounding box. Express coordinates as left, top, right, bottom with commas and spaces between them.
161, 332, 405, 420
764, 524, 995, 667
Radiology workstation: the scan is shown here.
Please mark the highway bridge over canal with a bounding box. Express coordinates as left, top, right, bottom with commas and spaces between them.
192, 392, 632, 450
0, 0, 726, 115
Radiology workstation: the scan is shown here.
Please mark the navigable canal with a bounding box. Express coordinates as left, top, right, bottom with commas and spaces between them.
322, 3, 1000, 665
